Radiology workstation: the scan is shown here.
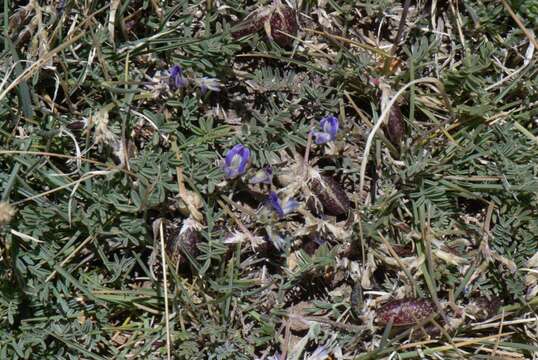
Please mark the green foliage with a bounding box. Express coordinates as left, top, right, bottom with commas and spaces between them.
1, 0, 538, 358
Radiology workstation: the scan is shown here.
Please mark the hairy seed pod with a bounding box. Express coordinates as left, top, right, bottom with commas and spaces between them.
310, 175, 351, 216
391, 243, 414, 257
231, 8, 270, 39
166, 219, 201, 269
376, 298, 436, 326
66, 120, 87, 132
386, 103, 405, 146
268, 5, 298, 48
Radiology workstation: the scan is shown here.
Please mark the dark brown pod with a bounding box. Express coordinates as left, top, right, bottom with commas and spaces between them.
391, 243, 414, 257
469, 295, 502, 321
269, 6, 298, 48
376, 298, 436, 326
231, 8, 269, 39
166, 221, 201, 268
310, 175, 351, 216
66, 120, 87, 132
386, 103, 405, 146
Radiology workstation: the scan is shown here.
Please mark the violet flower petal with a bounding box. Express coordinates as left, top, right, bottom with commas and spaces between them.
282, 198, 299, 215
268, 191, 284, 217
320, 115, 339, 141
224, 144, 250, 179
313, 131, 332, 144
169, 65, 187, 90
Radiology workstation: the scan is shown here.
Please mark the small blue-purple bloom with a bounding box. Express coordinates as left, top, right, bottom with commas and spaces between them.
269, 191, 299, 218
169, 65, 187, 90
199, 77, 221, 94
223, 144, 251, 179
313, 115, 339, 144
249, 166, 273, 184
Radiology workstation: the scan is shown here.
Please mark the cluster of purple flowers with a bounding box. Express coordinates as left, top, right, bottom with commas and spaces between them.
312, 115, 339, 144
168, 65, 187, 90
222, 115, 339, 218
222, 144, 295, 217
167, 64, 221, 94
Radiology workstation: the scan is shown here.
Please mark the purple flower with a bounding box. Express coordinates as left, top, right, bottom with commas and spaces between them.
198, 77, 221, 94
249, 166, 273, 184
223, 144, 251, 179
269, 191, 299, 218
313, 115, 339, 144
169, 65, 187, 90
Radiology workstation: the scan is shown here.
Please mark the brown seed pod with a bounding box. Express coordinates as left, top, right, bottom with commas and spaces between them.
309, 175, 351, 216
391, 243, 414, 257
268, 5, 298, 48
66, 120, 87, 132
166, 219, 202, 269
386, 103, 405, 146
231, 8, 270, 39
376, 298, 436, 326
233, 4, 298, 48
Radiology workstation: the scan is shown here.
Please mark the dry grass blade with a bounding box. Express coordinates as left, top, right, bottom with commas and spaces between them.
159, 221, 172, 360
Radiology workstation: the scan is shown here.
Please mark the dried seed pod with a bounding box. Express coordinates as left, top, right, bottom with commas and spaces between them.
166, 218, 202, 269
468, 295, 502, 321
268, 5, 298, 48
391, 243, 414, 257
309, 175, 351, 216
231, 8, 270, 39
386, 103, 405, 146
376, 298, 436, 326
66, 120, 87, 132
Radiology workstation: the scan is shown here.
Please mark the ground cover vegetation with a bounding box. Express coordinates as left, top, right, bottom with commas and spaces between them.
1, 0, 538, 358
